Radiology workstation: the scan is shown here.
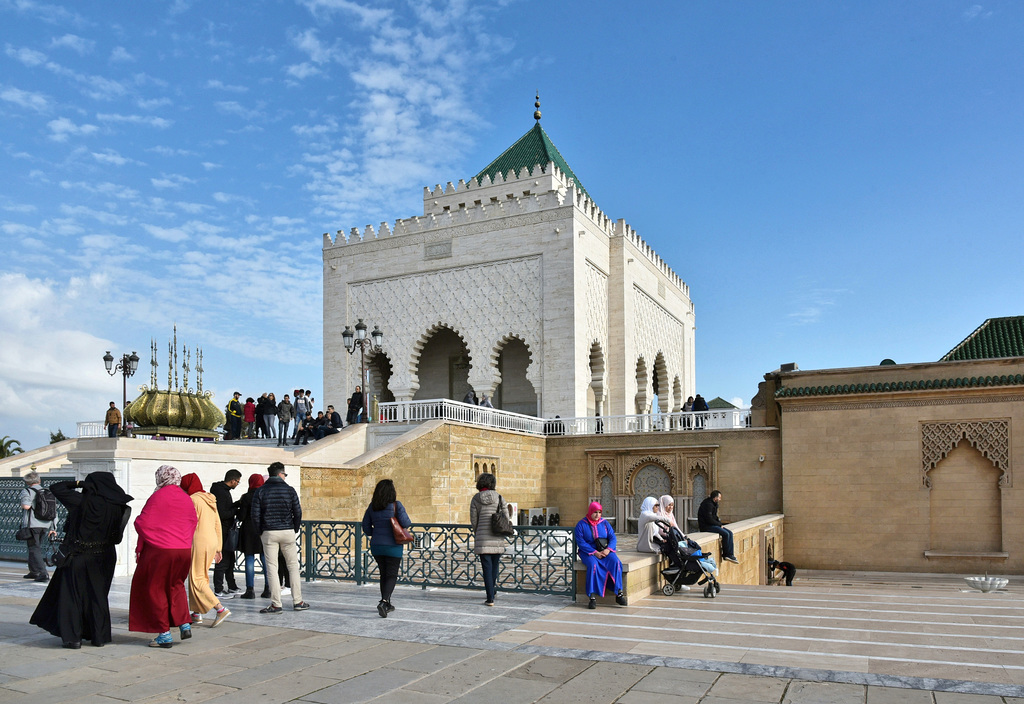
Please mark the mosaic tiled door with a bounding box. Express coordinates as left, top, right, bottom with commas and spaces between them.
632, 464, 671, 517
600, 475, 614, 515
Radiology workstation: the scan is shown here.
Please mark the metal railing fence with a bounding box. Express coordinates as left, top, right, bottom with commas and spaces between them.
298, 521, 576, 598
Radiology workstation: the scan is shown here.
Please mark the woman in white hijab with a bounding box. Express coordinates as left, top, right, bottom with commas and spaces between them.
636, 496, 662, 553
659, 495, 678, 529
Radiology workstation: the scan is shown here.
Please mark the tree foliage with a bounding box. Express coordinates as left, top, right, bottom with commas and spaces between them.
50, 428, 68, 444
1, 436, 24, 458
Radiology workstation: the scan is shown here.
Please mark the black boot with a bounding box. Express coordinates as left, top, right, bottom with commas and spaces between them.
261, 583, 271, 599
240, 588, 255, 600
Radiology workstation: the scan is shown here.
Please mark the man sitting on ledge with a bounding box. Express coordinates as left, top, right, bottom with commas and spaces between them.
698, 490, 739, 564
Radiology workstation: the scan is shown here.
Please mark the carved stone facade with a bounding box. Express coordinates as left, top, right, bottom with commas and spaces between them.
323, 123, 695, 419
921, 419, 1011, 488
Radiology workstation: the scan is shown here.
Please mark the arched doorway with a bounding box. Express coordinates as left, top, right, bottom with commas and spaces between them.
366, 351, 395, 408
652, 352, 669, 413
635, 357, 649, 414
493, 337, 536, 415
588, 342, 606, 417
412, 326, 472, 402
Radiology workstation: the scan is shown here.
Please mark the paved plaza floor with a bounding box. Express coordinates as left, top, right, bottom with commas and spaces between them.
1, 561, 1022, 703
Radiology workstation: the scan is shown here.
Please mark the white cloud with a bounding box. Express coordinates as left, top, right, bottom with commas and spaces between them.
47, 116, 99, 141
207, 79, 248, 93
142, 223, 190, 242
60, 180, 140, 199
215, 100, 260, 119
110, 46, 134, 62
150, 173, 196, 189
50, 33, 94, 54
97, 113, 173, 128
7, 44, 128, 100
58, 203, 129, 225
91, 148, 143, 166
6, 45, 49, 67
786, 288, 848, 325
201, 162, 221, 170
299, 0, 391, 29
286, 62, 322, 79
3, 203, 38, 214
137, 97, 172, 110
963, 5, 993, 21
1, 85, 51, 111
212, 191, 256, 206
148, 145, 197, 157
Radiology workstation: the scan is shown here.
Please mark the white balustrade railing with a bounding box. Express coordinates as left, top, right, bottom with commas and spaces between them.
77, 421, 105, 438
378, 400, 750, 436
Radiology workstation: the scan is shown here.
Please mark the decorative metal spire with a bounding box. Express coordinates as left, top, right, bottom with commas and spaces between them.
167, 339, 173, 389
150, 338, 159, 389
196, 347, 204, 393
533, 91, 541, 122
173, 325, 179, 391
182, 345, 190, 391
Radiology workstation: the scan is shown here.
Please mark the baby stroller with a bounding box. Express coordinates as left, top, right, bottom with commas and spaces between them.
652, 519, 721, 598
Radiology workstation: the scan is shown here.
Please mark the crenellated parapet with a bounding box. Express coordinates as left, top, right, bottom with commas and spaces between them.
613, 218, 690, 299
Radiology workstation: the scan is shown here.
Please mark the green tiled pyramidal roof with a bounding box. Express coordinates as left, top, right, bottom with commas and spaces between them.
471, 123, 590, 200
941, 316, 1024, 361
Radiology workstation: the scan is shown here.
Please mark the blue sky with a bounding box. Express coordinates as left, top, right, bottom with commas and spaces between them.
2, 1, 1022, 451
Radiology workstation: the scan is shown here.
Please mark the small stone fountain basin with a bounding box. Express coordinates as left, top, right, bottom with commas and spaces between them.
964, 576, 1008, 593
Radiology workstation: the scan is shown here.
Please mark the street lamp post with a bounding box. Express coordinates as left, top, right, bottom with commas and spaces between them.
341, 319, 383, 422
103, 350, 140, 435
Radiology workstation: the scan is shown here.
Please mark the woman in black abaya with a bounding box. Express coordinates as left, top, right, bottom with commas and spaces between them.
30, 472, 132, 648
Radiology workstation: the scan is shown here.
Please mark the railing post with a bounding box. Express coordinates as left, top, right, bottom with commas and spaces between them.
355, 522, 363, 585
303, 521, 312, 582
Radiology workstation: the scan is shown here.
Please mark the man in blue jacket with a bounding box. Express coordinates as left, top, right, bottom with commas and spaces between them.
251, 462, 309, 613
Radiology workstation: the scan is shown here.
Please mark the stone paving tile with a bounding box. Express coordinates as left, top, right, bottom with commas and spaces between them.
0, 679, 111, 704
448, 673, 559, 704
99, 663, 230, 702
491, 629, 544, 645
206, 655, 326, 687
0, 664, 110, 693
302, 641, 434, 681
705, 673, 790, 702
300, 668, 424, 704
629, 666, 719, 693
781, 681, 866, 703
403, 650, 536, 698
126, 683, 238, 704
199, 672, 339, 704
532, 662, 653, 704
505, 656, 594, 685
364, 691, 450, 704
389, 646, 478, 673
305, 637, 391, 660
615, 691, 700, 704
0, 652, 106, 678
866, 686, 935, 703
739, 649, 869, 673
933, 693, 1007, 703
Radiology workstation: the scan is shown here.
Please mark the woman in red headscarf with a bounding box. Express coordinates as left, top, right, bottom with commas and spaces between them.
236, 473, 268, 599
180, 473, 230, 628
129, 464, 197, 648
573, 501, 626, 610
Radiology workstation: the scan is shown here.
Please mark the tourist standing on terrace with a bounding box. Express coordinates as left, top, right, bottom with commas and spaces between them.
227, 392, 243, 440
292, 388, 310, 440
129, 465, 197, 648
104, 401, 121, 437
469, 472, 505, 606
180, 473, 231, 628
236, 473, 268, 599
252, 461, 309, 613
574, 502, 627, 609
697, 490, 739, 564
362, 478, 411, 618
263, 393, 278, 439
30, 472, 132, 648
276, 394, 294, 447
347, 386, 363, 424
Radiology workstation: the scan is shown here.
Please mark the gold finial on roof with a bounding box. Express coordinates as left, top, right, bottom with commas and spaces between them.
534, 91, 541, 122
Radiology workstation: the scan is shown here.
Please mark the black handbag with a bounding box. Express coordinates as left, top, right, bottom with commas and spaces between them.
592, 537, 609, 551
45, 539, 70, 568
490, 495, 515, 536
15, 526, 32, 541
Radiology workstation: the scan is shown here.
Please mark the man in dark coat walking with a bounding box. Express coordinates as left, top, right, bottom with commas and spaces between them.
211, 469, 242, 596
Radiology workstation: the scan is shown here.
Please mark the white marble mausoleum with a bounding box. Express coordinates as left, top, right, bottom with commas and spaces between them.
323, 107, 695, 420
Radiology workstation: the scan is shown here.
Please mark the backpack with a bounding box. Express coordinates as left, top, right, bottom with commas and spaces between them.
31, 486, 58, 522
491, 495, 515, 537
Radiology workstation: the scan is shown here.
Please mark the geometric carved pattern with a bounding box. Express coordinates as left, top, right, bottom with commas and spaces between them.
348, 256, 543, 395
584, 260, 608, 347
921, 419, 1011, 489
633, 285, 685, 404
631, 464, 672, 517
624, 455, 675, 496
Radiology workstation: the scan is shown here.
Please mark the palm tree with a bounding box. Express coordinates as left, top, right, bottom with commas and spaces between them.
1, 436, 24, 458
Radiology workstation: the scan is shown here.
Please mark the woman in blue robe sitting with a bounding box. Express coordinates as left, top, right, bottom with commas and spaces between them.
574, 502, 627, 609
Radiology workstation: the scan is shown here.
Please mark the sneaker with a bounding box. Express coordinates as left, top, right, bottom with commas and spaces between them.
179, 623, 192, 640
281, 587, 291, 595
260, 605, 283, 614
214, 590, 234, 599
724, 556, 739, 564
191, 612, 203, 624
228, 586, 244, 594
212, 609, 230, 627
679, 584, 691, 592
385, 602, 395, 613
293, 601, 310, 611
484, 600, 494, 607
149, 631, 173, 648
376, 601, 388, 618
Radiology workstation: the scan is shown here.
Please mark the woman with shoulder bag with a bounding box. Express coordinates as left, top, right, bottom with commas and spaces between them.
469, 472, 506, 606
361, 479, 411, 618
30, 472, 132, 648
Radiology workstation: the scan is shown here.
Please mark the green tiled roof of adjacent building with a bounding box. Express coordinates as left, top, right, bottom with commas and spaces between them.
940, 316, 1024, 361
775, 374, 1024, 398
471, 122, 591, 200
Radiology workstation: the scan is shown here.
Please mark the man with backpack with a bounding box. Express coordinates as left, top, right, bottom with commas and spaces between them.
19, 471, 57, 582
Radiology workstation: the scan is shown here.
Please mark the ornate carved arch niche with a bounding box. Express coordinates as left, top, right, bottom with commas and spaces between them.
921, 420, 1011, 489
624, 455, 676, 495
